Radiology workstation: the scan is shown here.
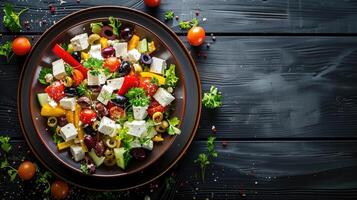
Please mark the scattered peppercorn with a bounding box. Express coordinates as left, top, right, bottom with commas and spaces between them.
49, 5, 56, 14
206, 43, 210, 49
195, 11, 200, 16
211, 125, 217, 133
175, 15, 179, 20
212, 36, 216, 41
77, 0, 81, 3
222, 141, 228, 147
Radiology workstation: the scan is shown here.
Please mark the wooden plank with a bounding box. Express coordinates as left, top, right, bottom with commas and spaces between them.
1, 140, 357, 199
2, 0, 357, 34
1, 35, 357, 139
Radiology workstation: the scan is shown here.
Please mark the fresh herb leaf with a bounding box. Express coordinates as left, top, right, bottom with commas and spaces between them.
90, 22, 103, 32
38, 67, 53, 85
123, 150, 132, 167
0, 136, 11, 153
3, 3, 29, 32
77, 83, 92, 97
117, 127, 134, 149
202, 86, 222, 109
165, 176, 176, 191
0, 41, 13, 63
164, 64, 179, 88
207, 136, 218, 157
100, 90, 116, 102
125, 87, 150, 107
52, 133, 63, 145
1, 158, 18, 182
65, 64, 73, 76
108, 16, 121, 37
150, 77, 159, 85
35, 170, 52, 194
83, 57, 103, 69
164, 10, 174, 21
80, 163, 89, 175
167, 117, 181, 135
59, 43, 68, 51
191, 18, 199, 27
194, 153, 209, 181
178, 18, 199, 30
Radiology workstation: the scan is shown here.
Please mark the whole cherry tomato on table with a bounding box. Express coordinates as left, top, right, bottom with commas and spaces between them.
104, 57, 120, 72
144, 0, 160, 7
72, 69, 84, 86
187, 26, 206, 46
139, 77, 158, 97
80, 109, 97, 124
51, 180, 69, 200
17, 161, 36, 180
45, 81, 65, 101
12, 37, 31, 56
147, 100, 165, 117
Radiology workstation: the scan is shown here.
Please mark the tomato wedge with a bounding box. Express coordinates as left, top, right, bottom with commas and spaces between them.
45, 81, 65, 101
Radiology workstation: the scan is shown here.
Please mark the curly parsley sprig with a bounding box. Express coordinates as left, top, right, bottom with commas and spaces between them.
3, 3, 29, 32
202, 86, 222, 109
0, 136, 12, 153
164, 10, 174, 21
125, 88, 150, 107
109, 16, 121, 37
0, 41, 14, 63
179, 18, 199, 30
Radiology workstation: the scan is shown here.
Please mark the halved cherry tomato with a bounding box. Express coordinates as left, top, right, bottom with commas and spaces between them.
12, 37, 31, 56
144, 0, 160, 7
17, 161, 36, 181
109, 106, 126, 120
139, 77, 158, 97
45, 81, 65, 101
147, 100, 165, 117
104, 57, 120, 72
80, 109, 97, 124
187, 26, 206, 46
72, 69, 84, 86
117, 75, 139, 95
51, 180, 69, 200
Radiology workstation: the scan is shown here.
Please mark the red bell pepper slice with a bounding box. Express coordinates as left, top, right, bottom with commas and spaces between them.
52, 44, 88, 78
117, 75, 140, 95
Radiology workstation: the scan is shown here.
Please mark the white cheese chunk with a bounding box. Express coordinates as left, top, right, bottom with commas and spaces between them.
149, 57, 167, 75
48, 98, 58, 108
52, 59, 66, 80
60, 123, 78, 141
70, 33, 89, 51
133, 105, 148, 120
59, 97, 76, 111
70, 145, 85, 162
153, 87, 175, 107
141, 139, 153, 151
98, 116, 116, 136
97, 85, 114, 105
89, 44, 103, 60
113, 42, 128, 58
87, 71, 107, 86
126, 49, 141, 62
125, 120, 147, 137
106, 77, 124, 90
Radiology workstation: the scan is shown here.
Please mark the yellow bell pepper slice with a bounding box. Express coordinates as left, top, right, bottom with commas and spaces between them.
81, 52, 90, 61
140, 72, 165, 86
57, 140, 75, 151
128, 35, 140, 50
153, 134, 164, 142
74, 104, 88, 152
40, 104, 66, 117
148, 41, 156, 54
66, 111, 74, 124
100, 37, 108, 48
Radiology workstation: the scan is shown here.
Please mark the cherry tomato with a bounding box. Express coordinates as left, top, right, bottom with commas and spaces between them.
117, 75, 140, 95
104, 57, 120, 72
51, 180, 69, 200
109, 106, 126, 120
45, 81, 65, 101
80, 109, 97, 124
144, 0, 160, 7
17, 161, 36, 181
147, 100, 165, 117
139, 77, 158, 97
187, 26, 206, 46
72, 69, 84, 86
12, 37, 31, 56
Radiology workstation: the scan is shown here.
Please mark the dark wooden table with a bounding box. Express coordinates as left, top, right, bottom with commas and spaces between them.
1, 0, 357, 199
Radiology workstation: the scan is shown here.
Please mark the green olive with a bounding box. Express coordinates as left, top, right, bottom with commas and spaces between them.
88, 34, 101, 45
103, 158, 116, 167
63, 76, 73, 87
67, 43, 74, 54
104, 149, 115, 160
155, 124, 166, 133
92, 121, 100, 131
161, 120, 169, 129
47, 117, 58, 128
153, 112, 163, 123
55, 126, 61, 135
105, 138, 117, 149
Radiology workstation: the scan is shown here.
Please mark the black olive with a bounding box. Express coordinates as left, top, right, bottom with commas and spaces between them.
57, 117, 68, 127
140, 54, 152, 66
83, 125, 96, 136
118, 61, 131, 76
120, 27, 134, 41
111, 95, 127, 107
65, 87, 78, 97
131, 148, 147, 160
83, 135, 96, 150
95, 102, 109, 117
77, 96, 91, 108
94, 140, 106, 156
101, 47, 115, 58
71, 51, 81, 62
100, 25, 116, 40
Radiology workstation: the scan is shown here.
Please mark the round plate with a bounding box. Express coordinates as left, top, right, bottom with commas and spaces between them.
18, 6, 201, 190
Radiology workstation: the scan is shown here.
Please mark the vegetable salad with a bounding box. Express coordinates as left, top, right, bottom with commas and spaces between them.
37, 17, 180, 174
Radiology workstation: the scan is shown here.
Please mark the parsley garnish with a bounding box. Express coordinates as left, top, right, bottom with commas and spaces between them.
118, 127, 134, 149
0, 41, 13, 63
1, 158, 17, 182
202, 86, 222, 109
0, 136, 11, 153
150, 77, 159, 85
77, 83, 92, 97
83, 57, 106, 76
164, 64, 179, 88
179, 18, 199, 30
167, 117, 181, 135
3, 3, 29, 32
125, 87, 150, 107
35, 170, 52, 194
194, 136, 218, 181
164, 10, 174, 21
90, 22, 103, 33
52, 133, 64, 145
38, 67, 53, 85
80, 163, 89, 175
65, 64, 73, 76
108, 16, 121, 37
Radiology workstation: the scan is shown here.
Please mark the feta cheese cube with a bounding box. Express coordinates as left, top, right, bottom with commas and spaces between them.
48, 98, 57, 108
126, 49, 141, 62
153, 88, 175, 107
70, 33, 89, 51
87, 71, 107, 86
60, 123, 78, 141
133, 105, 148, 120
52, 59, 66, 80
98, 116, 116, 136
125, 120, 147, 137
106, 77, 124, 90
89, 44, 103, 60
97, 85, 114, 105
141, 139, 153, 151
113, 42, 128, 58
70, 145, 85, 162
149, 57, 167, 75
59, 97, 76, 111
